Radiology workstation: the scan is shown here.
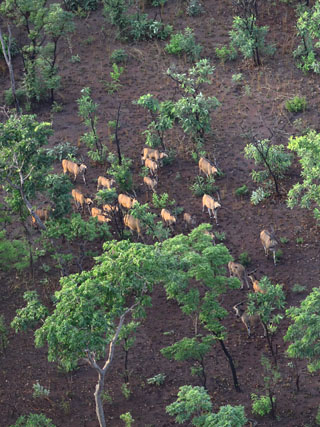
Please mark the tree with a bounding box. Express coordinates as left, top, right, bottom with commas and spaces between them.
0, 0, 74, 105
284, 287, 320, 374
244, 138, 292, 203
293, 3, 320, 74
161, 336, 215, 389
166, 385, 247, 426
77, 87, 107, 163
134, 94, 175, 150
42, 213, 111, 275
229, 15, 275, 66
0, 25, 20, 113
0, 114, 53, 229
162, 224, 242, 392
11, 239, 172, 427
247, 276, 286, 362
167, 59, 220, 146
287, 130, 320, 222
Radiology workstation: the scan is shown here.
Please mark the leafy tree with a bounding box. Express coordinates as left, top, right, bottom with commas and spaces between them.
117, 321, 140, 382
129, 202, 170, 242
166, 385, 247, 426
44, 174, 73, 219
134, 94, 175, 150
161, 336, 214, 388
0, 114, 53, 229
284, 287, 320, 373
42, 214, 111, 275
107, 152, 133, 193
287, 130, 320, 222
0, 230, 29, 273
11, 239, 173, 427
244, 138, 292, 201
229, 15, 275, 66
162, 224, 242, 392
77, 87, 107, 163
165, 27, 203, 62
247, 277, 286, 362
294, 3, 320, 74
0, 0, 74, 105
167, 59, 220, 146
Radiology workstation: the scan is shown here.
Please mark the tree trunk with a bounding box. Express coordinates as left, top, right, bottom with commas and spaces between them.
94, 370, 107, 427
218, 338, 241, 392
114, 102, 122, 165
0, 25, 20, 114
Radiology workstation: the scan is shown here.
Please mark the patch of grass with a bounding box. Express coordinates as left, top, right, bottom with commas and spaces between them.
292, 283, 306, 294
279, 236, 289, 244
296, 237, 304, 244
235, 184, 249, 197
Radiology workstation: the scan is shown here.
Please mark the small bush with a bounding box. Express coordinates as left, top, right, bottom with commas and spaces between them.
4, 87, 27, 107
165, 27, 202, 61
232, 73, 243, 84
251, 393, 274, 417
63, 0, 99, 11
250, 187, 270, 205
46, 141, 77, 162
215, 45, 237, 63
147, 373, 166, 385
235, 184, 249, 197
275, 249, 283, 263
110, 49, 128, 64
10, 413, 55, 427
285, 96, 307, 113
316, 405, 320, 425
238, 251, 251, 267
279, 236, 289, 244
120, 412, 134, 427
214, 231, 226, 241
292, 283, 306, 294
296, 237, 304, 244
33, 382, 50, 399
190, 175, 217, 197
121, 383, 131, 399
186, 0, 203, 16
70, 54, 81, 63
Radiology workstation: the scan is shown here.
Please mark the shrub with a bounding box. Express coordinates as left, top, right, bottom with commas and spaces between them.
165, 27, 202, 61
189, 175, 217, 197
292, 283, 306, 294
46, 141, 77, 162
63, 0, 100, 11
238, 251, 251, 267
33, 382, 50, 398
215, 45, 238, 63
235, 184, 249, 197
10, 413, 55, 427
285, 96, 307, 113
316, 405, 320, 425
186, 0, 203, 16
251, 393, 274, 416
0, 33, 19, 58
250, 187, 269, 205
110, 48, 128, 64
147, 373, 166, 385
107, 153, 133, 192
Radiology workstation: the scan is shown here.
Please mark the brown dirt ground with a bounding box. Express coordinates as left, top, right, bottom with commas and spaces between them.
1, 0, 320, 426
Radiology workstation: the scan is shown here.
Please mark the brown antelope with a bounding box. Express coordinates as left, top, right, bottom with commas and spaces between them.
91, 207, 103, 218
72, 189, 86, 211
233, 302, 266, 338
202, 194, 221, 225
97, 176, 116, 191
228, 262, 250, 290
118, 194, 138, 210
62, 159, 87, 184
248, 275, 266, 294
124, 214, 142, 239
143, 176, 158, 193
260, 227, 278, 265
31, 208, 50, 227
145, 158, 158, 177
141, 148, 168, 165
183, 213, 196, 229
161, 208, 176, 228
96, 214, 111, 224
85, 198, 93, 214
199, 157, 218, 178
102, 204, 119, 214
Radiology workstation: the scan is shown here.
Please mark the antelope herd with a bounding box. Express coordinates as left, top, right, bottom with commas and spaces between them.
30, 150, 282, 341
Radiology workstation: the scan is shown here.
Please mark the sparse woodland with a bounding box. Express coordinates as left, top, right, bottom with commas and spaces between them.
1, 0, 320, 426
